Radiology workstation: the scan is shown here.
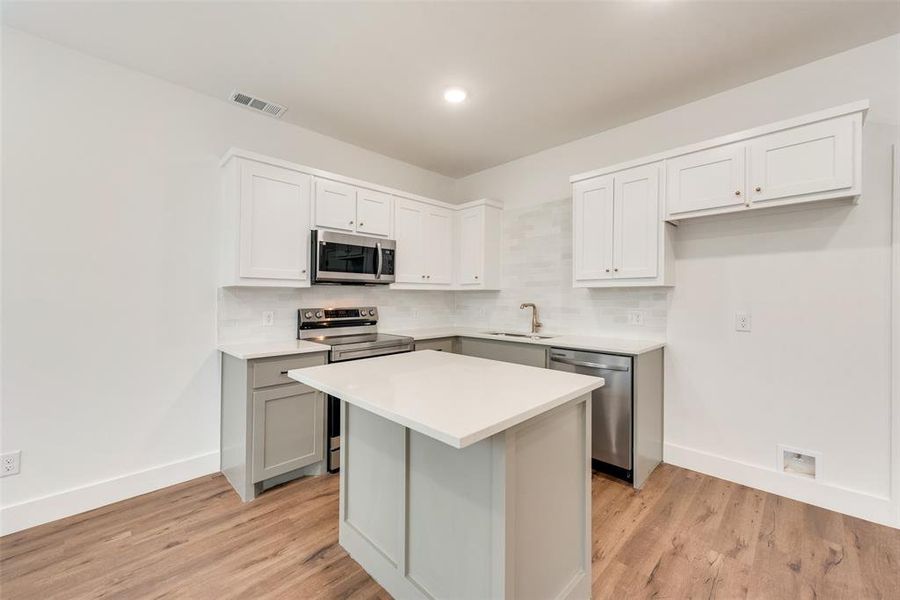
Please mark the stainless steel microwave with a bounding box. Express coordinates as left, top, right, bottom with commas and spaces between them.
311, 230, 396, 285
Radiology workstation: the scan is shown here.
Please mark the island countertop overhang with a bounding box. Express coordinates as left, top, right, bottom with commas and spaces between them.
287, 350, 604, 449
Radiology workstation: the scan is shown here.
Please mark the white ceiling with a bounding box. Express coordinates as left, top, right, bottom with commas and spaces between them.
4, 1, 900, 177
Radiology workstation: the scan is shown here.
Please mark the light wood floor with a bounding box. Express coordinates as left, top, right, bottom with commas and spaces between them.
2, 464, 898, 599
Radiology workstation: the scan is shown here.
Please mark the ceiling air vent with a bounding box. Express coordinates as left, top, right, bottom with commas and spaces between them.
229, 90, 287, 119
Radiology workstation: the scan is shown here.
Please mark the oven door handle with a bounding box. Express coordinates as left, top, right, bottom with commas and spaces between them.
375, 242, 383, 279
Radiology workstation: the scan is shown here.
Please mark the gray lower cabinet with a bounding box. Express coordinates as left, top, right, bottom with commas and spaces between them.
251, 384, 324, 482
221, 351, 328, 501
458, 337, 548, 368
414, 337, 458, 353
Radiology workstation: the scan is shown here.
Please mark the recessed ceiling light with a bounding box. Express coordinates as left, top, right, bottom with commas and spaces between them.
443, 87, 467, 104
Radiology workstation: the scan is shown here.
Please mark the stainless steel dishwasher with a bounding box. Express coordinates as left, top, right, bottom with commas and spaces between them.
549, 348, 633, 481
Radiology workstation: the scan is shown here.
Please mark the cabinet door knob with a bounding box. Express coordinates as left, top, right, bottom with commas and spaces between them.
474, 275, 479, 279
614, 268, 619, 272
359, 222, 364, 226
735, 190, 742, 196
349, 220, 354, 225
301, 269, 307, 274
605, 268, 610, 273
755, 186, 761, 192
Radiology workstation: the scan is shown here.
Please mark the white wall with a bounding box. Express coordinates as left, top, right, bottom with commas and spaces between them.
457, 34, 900, 527
0, 28, 456, 534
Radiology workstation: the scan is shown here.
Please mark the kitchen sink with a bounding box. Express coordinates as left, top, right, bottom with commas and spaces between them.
484, 332, 556, 340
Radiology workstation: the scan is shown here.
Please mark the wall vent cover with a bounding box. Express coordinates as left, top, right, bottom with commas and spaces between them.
229, 90, 287, 118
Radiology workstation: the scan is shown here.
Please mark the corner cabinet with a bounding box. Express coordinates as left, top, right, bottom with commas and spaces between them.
573, 162, 673, 288
391, 198, 501, 290
221, 157, 312, 287
455, 201, 502, 290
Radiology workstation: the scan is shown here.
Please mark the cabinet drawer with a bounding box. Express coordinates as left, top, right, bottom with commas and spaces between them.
251, 353, 326, 389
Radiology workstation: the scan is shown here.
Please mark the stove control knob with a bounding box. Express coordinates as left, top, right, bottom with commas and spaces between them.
368, 309, 376, 316
304, 311, 313, 319
315, 311, 323, 318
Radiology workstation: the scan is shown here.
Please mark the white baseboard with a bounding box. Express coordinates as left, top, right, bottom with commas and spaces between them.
0, 451, 220, 536
664, 442, 897, 529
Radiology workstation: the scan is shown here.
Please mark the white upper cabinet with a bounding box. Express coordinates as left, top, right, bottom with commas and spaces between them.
314, 178, 393, 238
220, 157, 312, 287
573, 175, 614, 281
393, 198, 425, 284
314, 179, 357, 232
356, 189, 393, 237
666, 143, 747, 218
220, 149, 502, 291
614, 165, 659, 280
748, 114, 855, 205
455, 203, 501, 289
661, 101, 865, 222
572, 164, 669, 288
425, 208, 453, 284
457, 208, 483, 285
392, 197, 454, 287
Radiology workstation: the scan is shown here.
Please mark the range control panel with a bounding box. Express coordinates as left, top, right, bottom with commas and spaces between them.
297, 306, 378, 328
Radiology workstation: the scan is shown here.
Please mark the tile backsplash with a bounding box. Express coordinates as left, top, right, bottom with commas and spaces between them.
217, 198, 668, 343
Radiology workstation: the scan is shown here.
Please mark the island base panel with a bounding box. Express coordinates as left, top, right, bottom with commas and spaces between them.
338, 396, 591, 600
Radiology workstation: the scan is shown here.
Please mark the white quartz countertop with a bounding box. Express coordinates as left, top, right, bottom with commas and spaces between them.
218, 339, 330, 360
287, 350, 604, 449
383, 327, 665, 356
219, 328, 664, 360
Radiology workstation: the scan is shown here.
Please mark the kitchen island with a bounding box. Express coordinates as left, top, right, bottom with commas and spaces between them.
288, 350, 604, 600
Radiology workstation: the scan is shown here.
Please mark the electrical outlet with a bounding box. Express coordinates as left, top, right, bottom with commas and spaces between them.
735, 311, 751, 332
627, 310, 645, 326
1, 451, 21, 477
262, 311, 274, 327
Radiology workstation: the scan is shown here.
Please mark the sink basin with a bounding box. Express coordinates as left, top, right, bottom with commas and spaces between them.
484, 332, 555, 340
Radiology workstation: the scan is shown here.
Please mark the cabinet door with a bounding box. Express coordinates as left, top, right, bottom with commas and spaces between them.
425, 207, 453, 284
666, 143, 746, 217
356, 189, 392, 237
393, 198, 424, 283
573, 175, 614, 281
748, 115, 855, 204
252, 384, 324, 483
613, 164, 659, 279
314, 179, 357, 232
239, 161, 311, 281
457, 207, 484, 285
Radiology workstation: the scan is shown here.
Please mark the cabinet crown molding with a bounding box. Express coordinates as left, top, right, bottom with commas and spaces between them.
569, 99, 869, 184
221, 147, 455, 209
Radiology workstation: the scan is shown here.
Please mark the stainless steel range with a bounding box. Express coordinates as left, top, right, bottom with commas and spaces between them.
297, 306, 413, 472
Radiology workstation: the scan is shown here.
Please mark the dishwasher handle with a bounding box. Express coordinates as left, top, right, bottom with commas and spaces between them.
549, 355, 630, 372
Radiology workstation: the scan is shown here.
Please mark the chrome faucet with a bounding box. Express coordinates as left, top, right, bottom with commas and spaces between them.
520, 303, 543, 335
